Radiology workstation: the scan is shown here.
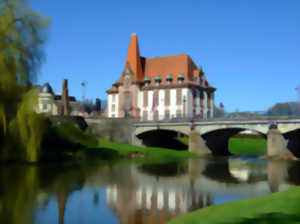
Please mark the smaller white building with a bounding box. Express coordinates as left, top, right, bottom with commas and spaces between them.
36, 83, 79, 116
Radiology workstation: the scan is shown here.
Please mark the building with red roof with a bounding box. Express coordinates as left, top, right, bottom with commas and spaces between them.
106, 34, 216, 120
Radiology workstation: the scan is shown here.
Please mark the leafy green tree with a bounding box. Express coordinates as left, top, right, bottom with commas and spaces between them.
0, 0, 49, 162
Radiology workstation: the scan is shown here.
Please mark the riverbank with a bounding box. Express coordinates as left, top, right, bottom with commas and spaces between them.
48, 122, 199, 164
169, 186, 300, 224
77, 138, 199, 164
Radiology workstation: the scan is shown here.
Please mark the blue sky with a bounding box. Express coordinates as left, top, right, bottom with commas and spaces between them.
29, 0, 300, 112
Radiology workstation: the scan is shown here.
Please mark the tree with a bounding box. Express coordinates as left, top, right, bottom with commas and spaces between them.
0, 0, 49, 162
266, 102, 299, 116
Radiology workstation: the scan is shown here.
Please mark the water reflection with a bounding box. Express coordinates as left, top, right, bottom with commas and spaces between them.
0, 158, 300, 224
106, 175, 213, 224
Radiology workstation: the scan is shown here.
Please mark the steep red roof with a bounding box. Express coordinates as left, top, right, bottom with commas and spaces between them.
108, 34, 215, 92
123, 33, 144, 82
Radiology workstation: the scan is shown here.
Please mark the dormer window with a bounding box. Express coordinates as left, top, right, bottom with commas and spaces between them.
144, 77, 151, 86
166, 74, 173, 84
155, 75, 162, 86
178, 74, 185, 84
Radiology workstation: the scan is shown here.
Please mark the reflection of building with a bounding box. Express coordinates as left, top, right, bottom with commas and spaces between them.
106, 34, 216, 120
106, 182, 212, 224
36, 83, 79, 115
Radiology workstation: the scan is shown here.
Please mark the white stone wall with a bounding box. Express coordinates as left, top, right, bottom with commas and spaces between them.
158, 89, 165, 119
137, 90, 143, 113
108, 94, 119, 118
108, 94, 112, 117
139, 88, 191, 120
169, 89, 177, 118
186, 88, 193, 117
138, 87, 218, 120
148, 90, 154, 120
122, 87, 215, 121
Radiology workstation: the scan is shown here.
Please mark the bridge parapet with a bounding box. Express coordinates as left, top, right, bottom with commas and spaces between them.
134, 119, 300, 135
135, 116, 300, 124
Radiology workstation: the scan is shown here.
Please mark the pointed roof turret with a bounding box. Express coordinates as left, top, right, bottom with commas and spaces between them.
123, 33, 144, 82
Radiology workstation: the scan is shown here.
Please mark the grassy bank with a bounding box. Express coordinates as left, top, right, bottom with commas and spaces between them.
169, 186, 300, 224
229, 137, 266, 155
97, 138, 198, 163
177, 136, 267, 155
49, 123, 199, 164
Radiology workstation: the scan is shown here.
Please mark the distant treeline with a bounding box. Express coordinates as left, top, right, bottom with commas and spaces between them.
214, 101, 300, 118
266, 102, 300, 116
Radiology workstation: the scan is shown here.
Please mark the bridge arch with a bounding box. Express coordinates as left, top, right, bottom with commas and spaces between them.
201, 127, 266, 156
136, 128, 189, 150
135, 126, 190, 136
279, 124, 300, 134
198, 125, 268, 136
283, 128, 300, 158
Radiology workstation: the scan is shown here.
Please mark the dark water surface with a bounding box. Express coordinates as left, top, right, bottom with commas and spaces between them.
1, 156, 300, 224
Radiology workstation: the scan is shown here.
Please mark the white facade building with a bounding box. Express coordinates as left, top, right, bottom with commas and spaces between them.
107, 34, 216, 120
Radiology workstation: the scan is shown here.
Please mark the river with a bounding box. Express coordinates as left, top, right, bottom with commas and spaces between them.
1, 156, 300, 224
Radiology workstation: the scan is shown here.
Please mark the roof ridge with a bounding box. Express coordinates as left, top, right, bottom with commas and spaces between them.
146, 53, 189, 60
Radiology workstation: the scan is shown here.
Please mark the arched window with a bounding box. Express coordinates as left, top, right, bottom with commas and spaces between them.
123, 91, 132, 109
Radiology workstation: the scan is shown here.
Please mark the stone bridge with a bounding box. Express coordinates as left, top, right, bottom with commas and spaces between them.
85, 116, 300, 157
133, 118, 300, 157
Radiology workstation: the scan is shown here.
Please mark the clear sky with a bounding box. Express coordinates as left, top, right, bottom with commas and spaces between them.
29, 0, 300, 112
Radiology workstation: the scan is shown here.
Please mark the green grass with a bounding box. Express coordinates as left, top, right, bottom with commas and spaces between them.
177, 137, 189, 146
169, 186, 300, 224
96, 138, 199, 164
52, 122, 199, 163
229, 137, 266, 155
177, 136, 267, 155
53, 123, 98, 147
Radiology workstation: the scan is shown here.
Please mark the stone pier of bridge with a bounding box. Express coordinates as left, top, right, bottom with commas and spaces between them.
188, 126, 299, 159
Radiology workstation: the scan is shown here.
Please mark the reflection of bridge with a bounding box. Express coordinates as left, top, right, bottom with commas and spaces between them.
133, 118, 300, 156
102, 158, 296, 224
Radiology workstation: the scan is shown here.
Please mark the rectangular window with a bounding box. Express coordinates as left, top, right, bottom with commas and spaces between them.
165, 89, 170, 106
143, 110, 148, 120
176, 109, 182, 118
154, 110, 159, 120
124, 91, 132, 109
165, 110, 170, 119
176, 89, 182, 105
200, 91, 204, 106
112, 94, 116, 102
112, 104, 115, 112
153, 90, 159, 106
207, 93, 211, 107
143, 91, 148, 107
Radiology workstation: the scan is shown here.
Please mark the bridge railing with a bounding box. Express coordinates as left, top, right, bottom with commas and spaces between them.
137, 112, 300, 123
